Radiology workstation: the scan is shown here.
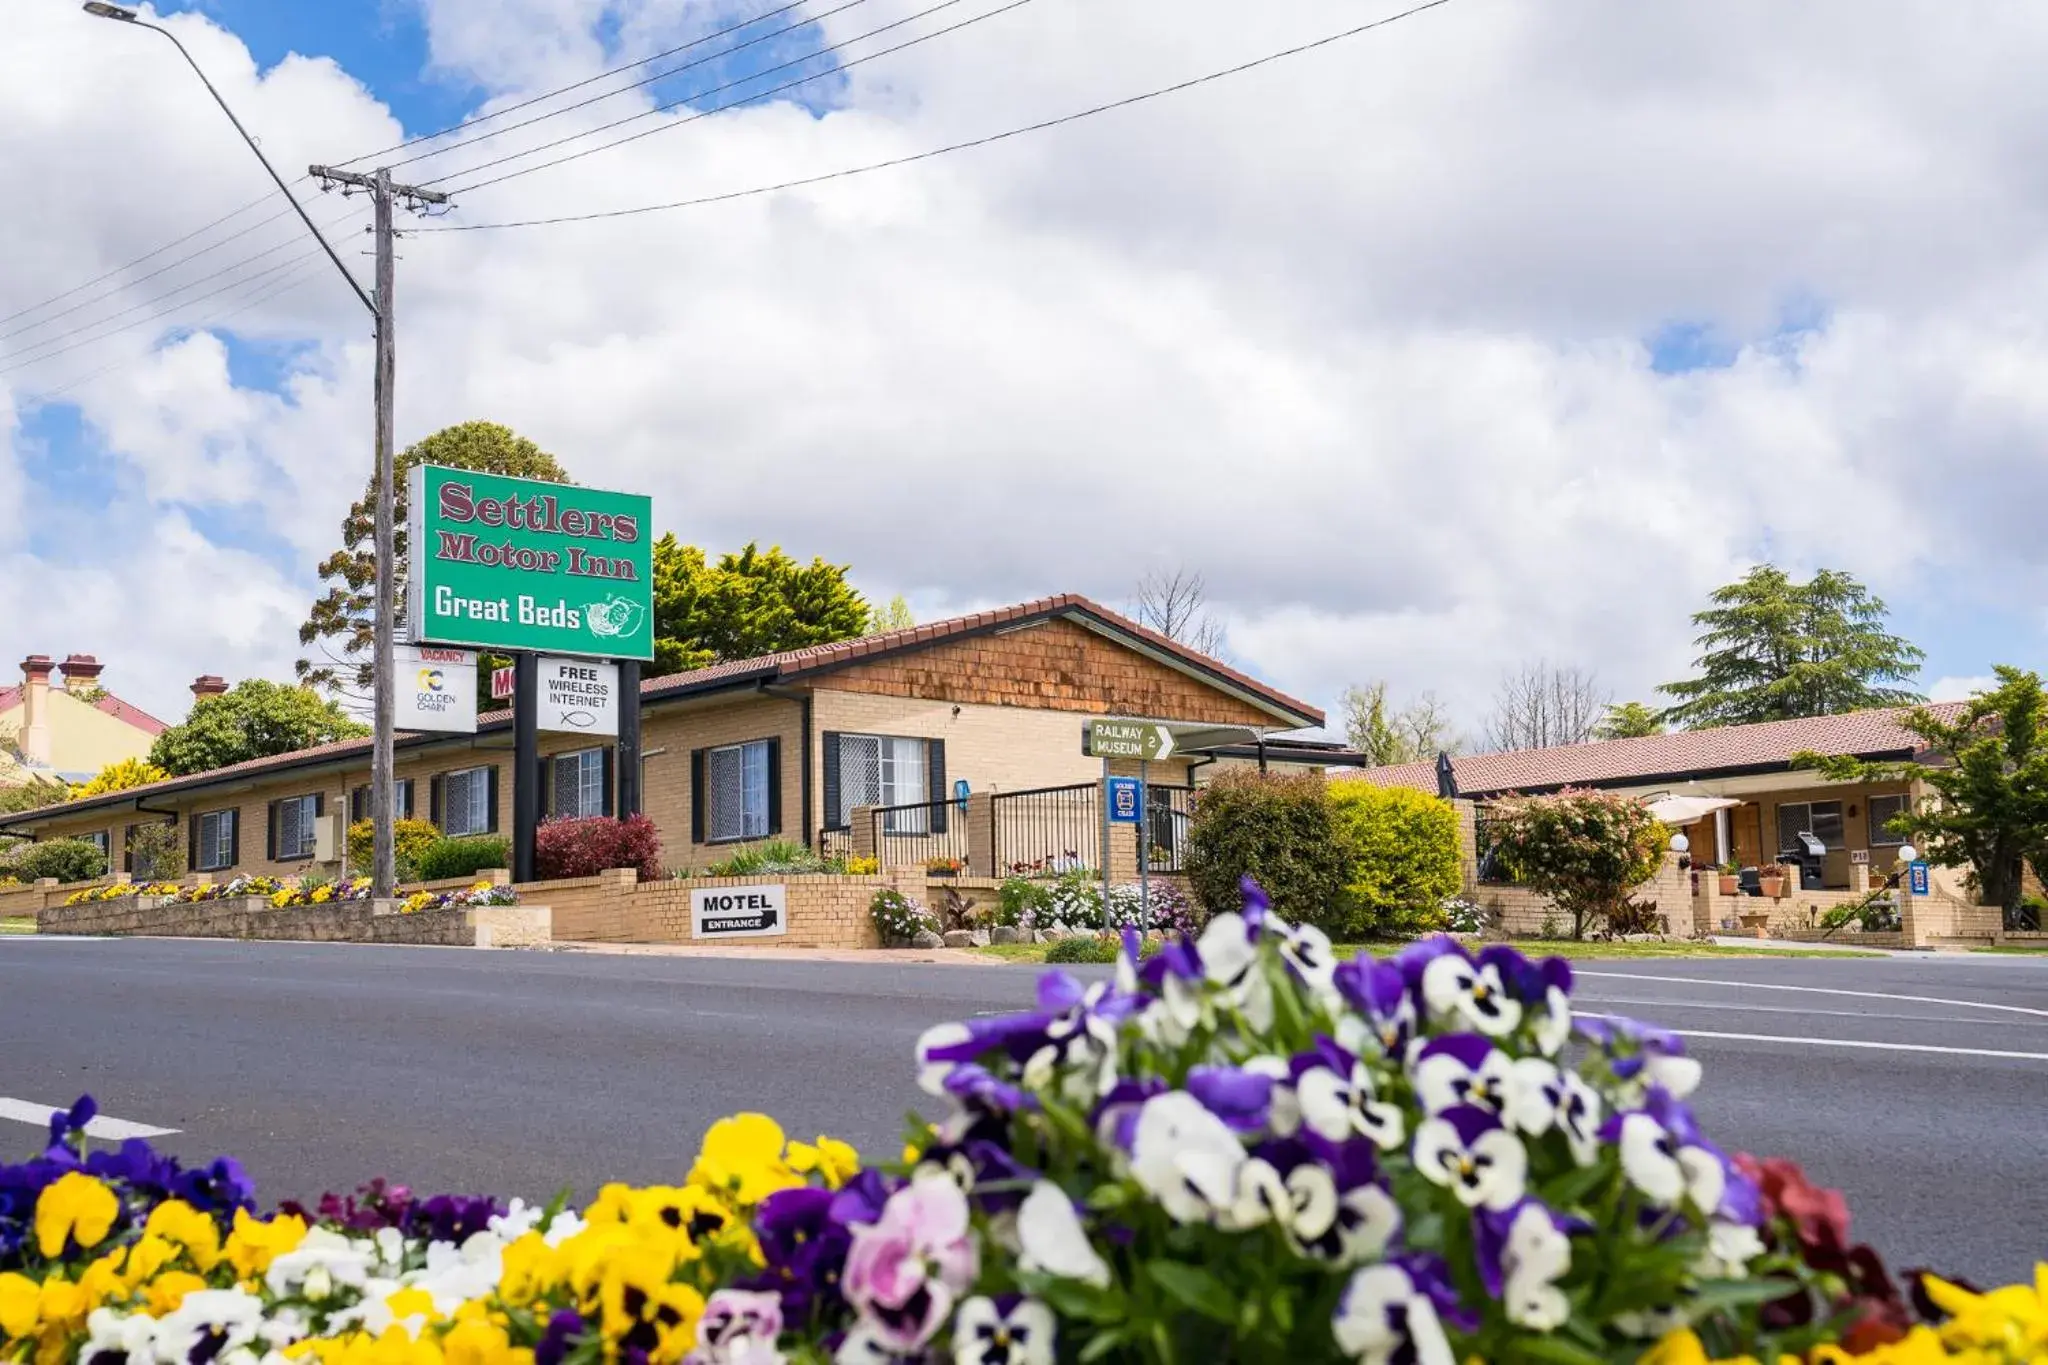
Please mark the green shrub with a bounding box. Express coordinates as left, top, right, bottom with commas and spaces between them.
1326, 783, 1463, 938
1484, 788, 1667, 939
995, 876, 1049, 927
870, 888, 935, 946
125, 822, 186, 881
706, 839, 827, 877
413, 835, 509, 882
347, 818, 443, 880
1044, 933, 1120, 964
4, 838, 108, 885
1182, 769, 1349, 931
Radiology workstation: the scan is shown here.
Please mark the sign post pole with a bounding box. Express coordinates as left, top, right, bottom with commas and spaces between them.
1100, 755, 1111, 929
513, 651, 539, 884
616, 659, 641, 818
1138, 757, 1149, 933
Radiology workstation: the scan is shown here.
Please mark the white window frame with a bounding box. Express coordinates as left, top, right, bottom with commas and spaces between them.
196, 810, 235, 872
831, 733, 929, 831
275, 794, 319, 861
443, 766, 494, 837
550, 749, 607, 820
84, 830, 110, 860
706, 740, 771, 843
1867, 793, 1910, 847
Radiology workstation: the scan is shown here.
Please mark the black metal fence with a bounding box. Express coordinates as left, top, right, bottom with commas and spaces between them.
991, 783, 1098, 876
1144, 784, 1196, 873
867, 798, 971, 873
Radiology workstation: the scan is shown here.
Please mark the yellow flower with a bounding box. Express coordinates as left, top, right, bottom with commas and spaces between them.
494, 1232, 563, 1308
442, 1317, 533, 1365
1634, 1331, 1802, 1365
35, 1173, 118, 1259
1924, 1265, 2048, 1359
272, 888, 295, 908
1810, 1325, 1983, 1364
311, 885, 334, 903
688, 1114, 800, 1206
0, 1272, 41, 1339
142, 1269, 209, 1316
225, 1208, 309, 1280
596, 1245, 703, 1360
786, 1136, 860, 1190
143, 1199, 222, 1273
118, 1236, 179, 1288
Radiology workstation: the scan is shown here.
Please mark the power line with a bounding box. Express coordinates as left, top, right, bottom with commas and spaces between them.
422, 0, 1456, 232
19, 259, 326, 407
0, 190, 278, 329
422, 0, 1023, 193
0, 207, 363, 366
333, 0, 840, 169
383, 0, 879, 173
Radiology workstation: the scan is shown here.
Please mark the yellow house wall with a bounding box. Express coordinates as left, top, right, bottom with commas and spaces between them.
0, 691, 160, 778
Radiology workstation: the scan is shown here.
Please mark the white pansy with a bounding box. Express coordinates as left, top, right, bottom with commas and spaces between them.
264, 1229, 375, 1300
1218, 1157, 1289, 1232
150, 1289, 267, 1365
1196, 913, 1273, 1032
1554, 1073, 1603, 1166
1128, 1091, 1249, 1225
1297, 1061, 1406, 1151
953, 1296, 1057, 1365
1242, 1054, 1302, 1137
1410, 1044, 1514, 1116
1016, 1183, 1111, 1289
915, 1022, 974, 1096
1286, 1176, 1401, 1267
1333, 1265, 1456, 1365
1502, 1204, 1573, 1332
1277, 920, 1338, 996
1615, 1113, 1687, 1204
1504, 1058, 1564, 1135
84, 1307, 155, 1365
1419, 954, 1523, 1036
1534, 986, 1573, 1057
1695, 1221, 1768, 1279
1413, 1114, 1528, 1212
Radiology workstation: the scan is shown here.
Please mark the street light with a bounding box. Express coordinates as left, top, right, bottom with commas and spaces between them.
82, 1, 404, 900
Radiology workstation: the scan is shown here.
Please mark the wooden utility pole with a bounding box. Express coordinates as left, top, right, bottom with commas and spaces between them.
308, 164, 448, 897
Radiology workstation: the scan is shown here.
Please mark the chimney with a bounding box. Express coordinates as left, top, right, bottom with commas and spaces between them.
59, 654, 104, 695
190, 675, 229, 700
18, 656, 53, 766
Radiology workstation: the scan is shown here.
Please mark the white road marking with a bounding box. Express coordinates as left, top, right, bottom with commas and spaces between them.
1574, 970, 2048, 1020
0, 1097, 180, 1140
1577, 994, 2048, 1029
1575, 1014, 2048, 1062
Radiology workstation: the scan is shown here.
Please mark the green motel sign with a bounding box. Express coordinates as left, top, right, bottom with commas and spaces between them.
406, 464, 655, 660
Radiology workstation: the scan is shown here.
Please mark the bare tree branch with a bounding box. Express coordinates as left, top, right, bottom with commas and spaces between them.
1131, 567, 1228, 657
1484, 661, 1610, 752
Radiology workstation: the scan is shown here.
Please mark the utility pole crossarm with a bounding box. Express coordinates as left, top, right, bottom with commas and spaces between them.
308, 165, 450, 205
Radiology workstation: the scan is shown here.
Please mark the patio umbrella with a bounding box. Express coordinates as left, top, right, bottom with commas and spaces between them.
1644, 794, 1739, 826
1435, 751, 1458, 799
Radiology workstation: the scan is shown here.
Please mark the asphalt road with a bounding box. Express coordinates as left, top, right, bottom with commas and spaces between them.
3, 939, 2045, 1283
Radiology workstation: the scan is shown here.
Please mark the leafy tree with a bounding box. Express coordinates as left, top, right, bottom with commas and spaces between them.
650, 538, 871, 675
1484, 788, 1667, 939
868, 595, 915, 634
1594, 701, 1664, 741
1795, 667, 2048, 921
0, 775, 71, 818
71, 757, 169, 798
1341, 682, 1462, 766
1659, 566, 1924, 728
297, 420, 569, 700
149, 679, 368, 776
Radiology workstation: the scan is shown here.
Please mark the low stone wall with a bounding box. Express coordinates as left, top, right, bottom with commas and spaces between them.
37, 894, 549, 947
514, 869, 927, 948
1476, 853, 1693, 938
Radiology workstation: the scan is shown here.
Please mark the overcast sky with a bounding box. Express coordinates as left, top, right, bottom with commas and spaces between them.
3, 0, 2042, 735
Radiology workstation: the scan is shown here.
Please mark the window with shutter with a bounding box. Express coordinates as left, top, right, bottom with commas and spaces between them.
441, 767, 496, 837
274, 794, 320, 860
704, 740, 773, 842
548, 749, 608, 819
826, 733, 933, 831
195, 810, 237, 872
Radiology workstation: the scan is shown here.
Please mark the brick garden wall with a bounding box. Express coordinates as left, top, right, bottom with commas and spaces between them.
514, 869, 930, 948
37, 895, 549, 948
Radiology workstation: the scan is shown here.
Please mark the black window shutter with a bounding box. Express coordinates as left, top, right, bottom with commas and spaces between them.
266, 801, 279, 861
601, 746, 616, 818
313, 791, 325, 817
766, 739, 783, 835
187, 815, 198, 871
124, 825, 135, 874
486, 766, 501, 833
927, 739, 948, 834
350, 786, 366, 823
821, 732, 843, 831
690, 748, 706, 844
228, 810, 241, 868
430, 774, 445, 829
398, 779, 414, 821
536, 755, 553, 820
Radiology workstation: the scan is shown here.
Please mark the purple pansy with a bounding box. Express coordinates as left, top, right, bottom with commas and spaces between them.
1292, 1037, 1405, 1151
1333, 956, 1418, 1056
1473, 1199, 1579, 1331
1186, 1065, 1275, 1134
1334, 1253, 1475, 1365
1412, 1104, 1527, 1212
1577, 1015, 1703, 1098
1599, 1086, 1738, 1216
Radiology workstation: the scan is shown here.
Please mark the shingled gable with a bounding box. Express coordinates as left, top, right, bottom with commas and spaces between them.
0, 593, 1320, 829
1346, 702, 1968, 799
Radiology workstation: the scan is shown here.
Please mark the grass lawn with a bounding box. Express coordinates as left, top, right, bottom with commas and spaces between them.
1971, 943, 2048, 955
0, 917, 36, 935
974, 936, 1883, 964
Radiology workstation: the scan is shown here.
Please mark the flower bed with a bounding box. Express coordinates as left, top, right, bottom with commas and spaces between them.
4, 879, 2038, 1365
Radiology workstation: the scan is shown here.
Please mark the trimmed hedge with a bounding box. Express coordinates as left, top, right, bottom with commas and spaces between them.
533, 813, 663, 881
1, 838, 107, 885
412, 835, 510, 881
1183, 769, 1349, 931
1326, 782, 1463, 938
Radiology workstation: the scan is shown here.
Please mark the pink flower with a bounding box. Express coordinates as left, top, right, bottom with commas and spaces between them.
686, 1289, 785, 1365
842, 1173, 980, 1351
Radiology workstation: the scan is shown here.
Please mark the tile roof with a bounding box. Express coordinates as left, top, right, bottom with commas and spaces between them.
0, 686, 167, 735
1, 593, 1320, 826
1344, 703, 1969, 797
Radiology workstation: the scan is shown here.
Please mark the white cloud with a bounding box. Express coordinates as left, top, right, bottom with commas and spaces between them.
5, 0, 2048, 730
1928, 676, 1998, 703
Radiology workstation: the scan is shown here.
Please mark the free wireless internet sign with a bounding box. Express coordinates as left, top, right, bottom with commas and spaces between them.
406, 464, 654, 660
538, 656, 619, 736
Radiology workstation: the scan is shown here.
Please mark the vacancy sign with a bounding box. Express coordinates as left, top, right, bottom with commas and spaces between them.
691, 884, 788, 939
397, 644, 477, 733
407, 464, 655, 660
539, 656, 620, 736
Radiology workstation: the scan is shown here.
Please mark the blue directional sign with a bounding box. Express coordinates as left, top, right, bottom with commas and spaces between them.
1909, 861, 1931, 896
1107, 777, 1143, 824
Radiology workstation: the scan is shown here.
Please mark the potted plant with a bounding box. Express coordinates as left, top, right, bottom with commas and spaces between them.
1759, 861, 1788, 898
1717, 862, 1740, 896
924, 855, 964, 878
